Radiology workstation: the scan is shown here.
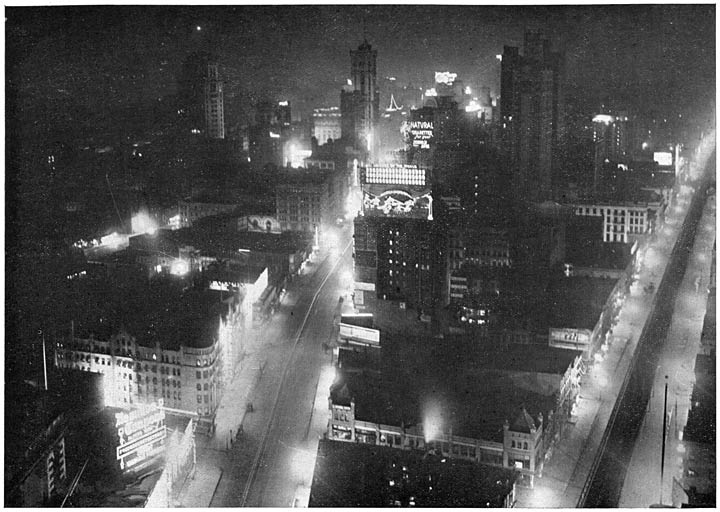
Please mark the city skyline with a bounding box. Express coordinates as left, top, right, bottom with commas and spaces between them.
7, 4, 715, 123
5, 3, 716, 509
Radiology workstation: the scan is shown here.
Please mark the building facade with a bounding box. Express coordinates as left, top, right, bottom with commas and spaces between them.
178, 52, 225, 139
501, 31, 564, 201
352, 164, 444, 312
313, 107, 343, 145
341, 40, 380, 154
570, 198, 661, 243
275, 169, 340, 238
52, 281, 260, 434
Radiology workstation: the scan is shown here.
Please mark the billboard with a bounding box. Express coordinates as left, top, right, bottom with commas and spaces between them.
405, 120, 434, 149
548, 328, 592, 351
363, 164, 426, 186
653, 151, 673, 167
435, 71, 457, 85
115, 404, 166, 471
339, 320, 380, 347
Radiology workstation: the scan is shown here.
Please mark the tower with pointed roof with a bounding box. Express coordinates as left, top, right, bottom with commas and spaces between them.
503, 406, 544, 487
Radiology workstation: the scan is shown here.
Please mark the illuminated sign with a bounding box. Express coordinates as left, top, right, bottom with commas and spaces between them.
424, 88, 437, 97
548, 328, 592, 351
363, 164, 426, 186
404, 121, 434, 149
115, 404, 166, 471
653, 151, 673, 167
363, 190, 434, 220
209, 280, 241, 291
168, 214, 181, 230
435, 71, 457, 85
339, 318, 380, 346
592, 114, 615, 124
101, 232, 124, 248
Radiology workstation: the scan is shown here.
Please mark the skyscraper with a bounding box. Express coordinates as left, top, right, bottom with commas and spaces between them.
501, 31, 564, 201
204, 61, 225, 139
342, 40, 380, 155
179, 52, 225, 139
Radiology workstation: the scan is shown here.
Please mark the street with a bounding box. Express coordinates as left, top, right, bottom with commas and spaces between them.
186, 227, 354, 507
619, 189, 715, 507
515, 139, 714, 508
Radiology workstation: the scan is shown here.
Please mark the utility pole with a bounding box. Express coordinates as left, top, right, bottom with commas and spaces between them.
660, 375, 669, 505
42, 332, 49, 391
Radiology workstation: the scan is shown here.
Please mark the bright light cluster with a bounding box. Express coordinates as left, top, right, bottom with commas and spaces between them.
434, 71, 457, 85
364, 164, 426, 186
592, 114, 615, 124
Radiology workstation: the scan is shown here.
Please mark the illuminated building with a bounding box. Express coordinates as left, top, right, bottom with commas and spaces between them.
309, 439, 518, 507
592, 112, 630, 162
313, 107, 342, 145
569, 194, 662, 244
341, 40, 380, 154
353, 164, 444, 313
275, 168, 346, 242
125, 218, 313, 289
53, 275, 268, 433
327, 342, 584, 488
178, 52, 225, 139
501, 31, 564, 201
177, 199, 239, 228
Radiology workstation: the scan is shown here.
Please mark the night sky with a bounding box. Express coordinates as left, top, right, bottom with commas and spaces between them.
6, 4, 716, 123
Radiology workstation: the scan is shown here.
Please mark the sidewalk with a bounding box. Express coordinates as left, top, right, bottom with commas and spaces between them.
175, 250, 332, 507
516, 179, 693, 507
174, 466, 222, 508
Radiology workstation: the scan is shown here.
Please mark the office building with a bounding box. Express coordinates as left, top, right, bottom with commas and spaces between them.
275, 168, 346, 241
501, 31, 564, 201
352, 164, 444, 313
313, 107, 342, 145
53, 274, 268, 433
341, 41, 380, 154
569, 192, 663, 244
178, 52, 225, 139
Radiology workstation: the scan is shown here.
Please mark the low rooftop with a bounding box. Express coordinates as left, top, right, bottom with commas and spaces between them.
67, 275, 236, 350
129, 222, 313, 259
331, 338, 573, 442
309, 439, 517, 507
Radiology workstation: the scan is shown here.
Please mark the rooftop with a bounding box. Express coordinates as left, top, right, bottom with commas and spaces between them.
493, 273, 616, 333
309, 439, 517, 507
129, 222, 313, 259
67, 274, 236, 350
331, 338, 574, 442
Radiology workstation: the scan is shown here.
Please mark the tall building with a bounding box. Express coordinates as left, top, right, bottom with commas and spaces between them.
352, 164, 444, 313
313, 107, 342, 145
179, 52, 225, 139
341, 41, 380, 154
501, 31, 564, 201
